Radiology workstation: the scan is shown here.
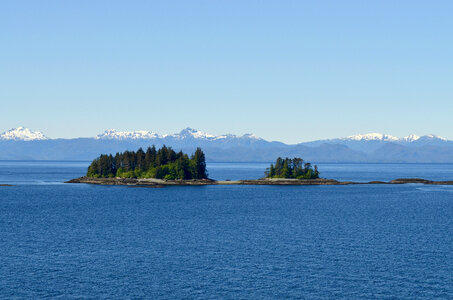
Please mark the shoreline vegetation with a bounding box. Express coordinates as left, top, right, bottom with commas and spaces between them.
65, 147, 453, 187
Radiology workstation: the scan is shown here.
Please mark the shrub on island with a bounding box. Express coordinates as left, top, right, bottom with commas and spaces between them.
265, 157, 319, 179
86, 145, 208, 180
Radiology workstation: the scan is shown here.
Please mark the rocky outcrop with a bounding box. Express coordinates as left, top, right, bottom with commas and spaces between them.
65, 177, 216, 187
389, 178, 453, 185
234, 178, 353, 185
65, 177, 453, 187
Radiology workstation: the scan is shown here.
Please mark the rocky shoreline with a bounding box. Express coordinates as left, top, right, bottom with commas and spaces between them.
65, 177, 453, 187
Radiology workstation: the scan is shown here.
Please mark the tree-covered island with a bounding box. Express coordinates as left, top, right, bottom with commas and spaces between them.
87, 145, 208, 180
265, 157, 319, 179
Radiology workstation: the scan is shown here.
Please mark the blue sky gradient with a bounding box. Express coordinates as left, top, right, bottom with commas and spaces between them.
1, 0, 452, 143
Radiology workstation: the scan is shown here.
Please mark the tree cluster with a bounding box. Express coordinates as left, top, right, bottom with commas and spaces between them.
87, 145, 208, 180
265, 157, 319, 179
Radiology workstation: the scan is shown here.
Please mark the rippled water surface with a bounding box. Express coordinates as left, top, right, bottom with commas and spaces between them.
0, 161, 452, 299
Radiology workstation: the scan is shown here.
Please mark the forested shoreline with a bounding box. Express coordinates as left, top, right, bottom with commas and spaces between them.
87, 145, 208, 180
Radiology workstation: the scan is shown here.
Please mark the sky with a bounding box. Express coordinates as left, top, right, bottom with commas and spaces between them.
1, 0, 452, 143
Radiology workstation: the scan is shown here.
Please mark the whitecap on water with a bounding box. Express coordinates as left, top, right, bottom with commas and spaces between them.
416, 186, 453, 192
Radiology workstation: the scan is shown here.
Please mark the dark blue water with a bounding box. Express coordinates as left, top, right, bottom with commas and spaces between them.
1, 162, 452, 299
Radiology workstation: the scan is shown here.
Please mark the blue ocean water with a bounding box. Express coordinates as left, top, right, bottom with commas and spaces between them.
0, 161, 452, 299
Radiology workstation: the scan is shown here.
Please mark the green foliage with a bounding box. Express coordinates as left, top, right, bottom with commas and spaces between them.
192, 148, 207, 179
265, 157, 319, 179
86, 145, 208, 180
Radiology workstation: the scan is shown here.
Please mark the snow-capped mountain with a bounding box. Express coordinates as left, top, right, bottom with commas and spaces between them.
300, 132, 451, 154
341, 133, 448, 143
416, 134, 448, 142
169, 128, 264, 141
401, 134, 420, 142
335, 132, 448, 144
0, 127, 48, 141
95, 127, 264, 141
96, 129, 161, 140
342, 133, 399, 142
241, 133, 263, 140
169, 128, 217, 140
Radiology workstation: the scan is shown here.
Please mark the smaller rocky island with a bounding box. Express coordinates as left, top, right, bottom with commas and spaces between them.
0, 184, 14, 187
66, 149, 453, 187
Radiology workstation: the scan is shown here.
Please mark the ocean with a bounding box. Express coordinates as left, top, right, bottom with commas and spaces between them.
0, 161, 452, 299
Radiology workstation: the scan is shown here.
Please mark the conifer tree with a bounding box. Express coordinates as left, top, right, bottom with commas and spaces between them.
282, 160, 290, 178
193, 147, 207, 179
136, 148, 145, 170
269, 164, 275, 177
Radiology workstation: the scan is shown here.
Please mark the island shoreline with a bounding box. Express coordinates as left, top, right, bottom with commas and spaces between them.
65, 177, 453, 187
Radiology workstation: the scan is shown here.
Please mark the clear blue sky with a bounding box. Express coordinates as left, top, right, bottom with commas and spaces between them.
1, 0, 452, 143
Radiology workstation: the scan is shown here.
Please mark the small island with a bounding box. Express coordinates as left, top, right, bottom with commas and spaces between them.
66, 147, 453, 187
265, 157, 319, 179
86, 145, 208, 180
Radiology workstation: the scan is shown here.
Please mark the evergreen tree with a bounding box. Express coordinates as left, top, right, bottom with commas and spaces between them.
269, 164, 275, 177
281, 160, 290, 178
192, 147, 207, 179
136, 148, 145, 170
314, 165, 320, 178
157, 146, 168, 166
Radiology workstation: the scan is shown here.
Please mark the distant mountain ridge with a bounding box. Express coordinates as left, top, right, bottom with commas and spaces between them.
302, 132, 450, 153
95, 127, 264, 142
334, 132, 447, 143
1, 127, 452, 163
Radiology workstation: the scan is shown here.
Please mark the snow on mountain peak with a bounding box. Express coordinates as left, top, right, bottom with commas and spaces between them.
341, 132, 448, 143
343, 133, 399, 142
175, 127, 216, 139
402, 134, 420, 142
422, 134, 447, 141
0, 127, 48, 141
96, 129, 160, 140
242, 133, 263, 140
94, 127, 264, 141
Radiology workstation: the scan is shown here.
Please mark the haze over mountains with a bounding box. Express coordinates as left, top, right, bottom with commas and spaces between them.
1, 127, 452, 163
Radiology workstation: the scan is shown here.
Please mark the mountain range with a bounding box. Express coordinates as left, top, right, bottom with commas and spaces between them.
1, 127, 452, 163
